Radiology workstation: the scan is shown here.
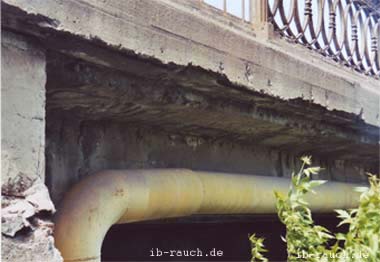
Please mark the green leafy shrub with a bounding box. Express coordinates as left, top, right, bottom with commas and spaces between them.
334, 174, 380, 262
249, 234, 268, 262
249, 156, 380, 262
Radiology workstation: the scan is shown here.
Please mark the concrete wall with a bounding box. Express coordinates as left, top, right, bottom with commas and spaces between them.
2, 0, 378, 208
2, 0, 380, 127
1, 31, 62, 262
1, 0, 379, 260
46, 114, 370, 206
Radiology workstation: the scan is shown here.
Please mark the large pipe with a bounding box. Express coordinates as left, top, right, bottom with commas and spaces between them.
54, 169, 361, 262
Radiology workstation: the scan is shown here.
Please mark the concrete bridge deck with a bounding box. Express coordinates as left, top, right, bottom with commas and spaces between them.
2, 0, 379, 163
1, 1, 380, 261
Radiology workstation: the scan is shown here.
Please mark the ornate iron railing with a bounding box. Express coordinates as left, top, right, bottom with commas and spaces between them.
202, 0, 380, 77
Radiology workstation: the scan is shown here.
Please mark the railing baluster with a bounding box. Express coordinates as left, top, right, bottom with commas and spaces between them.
250, 0, 270, 38
242, 0, 245, 21
249, 0, 253, 23
250, 0, 267, 26
198, 0, 203, 9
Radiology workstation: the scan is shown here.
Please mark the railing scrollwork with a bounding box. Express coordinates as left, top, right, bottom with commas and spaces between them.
202, 0, 380, 77
269, 0, 380, 76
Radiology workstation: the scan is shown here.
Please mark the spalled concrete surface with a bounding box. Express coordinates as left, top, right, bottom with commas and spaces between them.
44, 51, 378, 205
1, 0, 379, 260
2, 183, 62, 262
1, 1, 379, 183
1, 31, 62, 262
45, 52, 379, 165
1, 0, 379, 164
1, 0, 380, 127
46, 116, 371, 205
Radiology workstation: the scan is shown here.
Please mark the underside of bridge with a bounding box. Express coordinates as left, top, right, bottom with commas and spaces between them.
1, 0, 380, 261
44, 47, 379, 204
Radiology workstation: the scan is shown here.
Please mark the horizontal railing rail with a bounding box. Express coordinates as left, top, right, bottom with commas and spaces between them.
200, 0, 380, 77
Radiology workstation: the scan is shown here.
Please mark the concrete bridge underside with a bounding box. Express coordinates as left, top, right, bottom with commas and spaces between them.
1, 0, 380, 261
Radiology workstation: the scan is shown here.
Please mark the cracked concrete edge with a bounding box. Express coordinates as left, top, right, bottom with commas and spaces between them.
2, 182, 56, 238
2, 181, 63, 262
2, 0, 379, 128
1, 31, 63, 262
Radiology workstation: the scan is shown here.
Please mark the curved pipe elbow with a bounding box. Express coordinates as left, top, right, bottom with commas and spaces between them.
54, 169, 204, 261
54, 169, 361, 261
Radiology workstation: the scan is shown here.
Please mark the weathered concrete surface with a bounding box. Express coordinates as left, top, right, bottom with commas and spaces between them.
46, 116, 371, 205
45, 52, 379, 165
1, 0, 378, 204
1, 0, 380, 128
1, 31, 62, 262
2, 184, 62, 262
2, 0, 379, 165
1, 1, 378, 259
2, 32, 46, 194
44, 51, 378, 205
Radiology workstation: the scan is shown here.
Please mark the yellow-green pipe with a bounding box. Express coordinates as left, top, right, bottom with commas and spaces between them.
54, 169, 361, 262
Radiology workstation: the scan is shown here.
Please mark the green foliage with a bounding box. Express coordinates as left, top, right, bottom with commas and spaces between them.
249, 234, 268, 262
249, 156, 380, 262
275, 156, 332, 262
334, 174, 380, 262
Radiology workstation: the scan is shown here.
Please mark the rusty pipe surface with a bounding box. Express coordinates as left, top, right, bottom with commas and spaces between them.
54, 169, 361, 262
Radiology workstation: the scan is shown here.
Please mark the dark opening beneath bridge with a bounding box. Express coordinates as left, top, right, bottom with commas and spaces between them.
101, 214, 346, 262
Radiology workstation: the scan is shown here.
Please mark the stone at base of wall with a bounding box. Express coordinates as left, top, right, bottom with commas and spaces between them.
2, 224, 62, 262
1, 182, 63, 262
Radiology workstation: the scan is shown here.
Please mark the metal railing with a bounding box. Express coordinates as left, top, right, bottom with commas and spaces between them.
201, 0, 380, 77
